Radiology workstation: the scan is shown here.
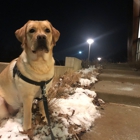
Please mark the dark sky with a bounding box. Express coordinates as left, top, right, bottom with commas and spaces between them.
0, 0, 131, 62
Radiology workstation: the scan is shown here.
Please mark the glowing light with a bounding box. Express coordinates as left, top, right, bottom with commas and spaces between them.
97, 57, 102, 61
87, 38, 94, 61
87, 39, 94, 45
79, 51, 82, 54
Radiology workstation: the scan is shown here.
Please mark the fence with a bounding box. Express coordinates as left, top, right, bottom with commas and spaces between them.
0, 57, 82, 78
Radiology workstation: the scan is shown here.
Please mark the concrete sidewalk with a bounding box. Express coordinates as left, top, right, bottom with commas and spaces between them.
94, 81, 140, 106
81, 63, 140, 140
81, 103, 140, 140
94, 63, 140, 106
98, 73, 140, 84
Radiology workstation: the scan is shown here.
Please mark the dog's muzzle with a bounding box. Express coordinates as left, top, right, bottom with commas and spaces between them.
32, 35, 49, 53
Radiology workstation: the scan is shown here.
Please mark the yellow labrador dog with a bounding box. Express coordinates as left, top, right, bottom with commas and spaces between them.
0, 20, 60, 131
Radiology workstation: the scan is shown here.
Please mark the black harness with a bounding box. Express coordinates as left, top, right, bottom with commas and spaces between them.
13, 63, 55, 140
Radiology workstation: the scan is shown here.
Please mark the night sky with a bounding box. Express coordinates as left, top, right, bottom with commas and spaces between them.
0, 0, 131, 63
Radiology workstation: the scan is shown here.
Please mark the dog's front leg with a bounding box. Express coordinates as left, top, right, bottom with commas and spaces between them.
23, 96, 33, 131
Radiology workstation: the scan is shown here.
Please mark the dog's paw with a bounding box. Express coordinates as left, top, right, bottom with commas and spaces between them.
41, 115, 48, 124
19, 129, 33, 139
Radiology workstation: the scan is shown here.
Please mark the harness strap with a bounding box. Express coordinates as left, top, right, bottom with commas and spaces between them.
13, 63, 55, 140
13, 64, 53, 86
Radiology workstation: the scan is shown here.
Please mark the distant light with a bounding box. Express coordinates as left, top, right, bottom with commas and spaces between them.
97, 57, 102, 61
79, 51, 82, 54
87, 39, 94, 45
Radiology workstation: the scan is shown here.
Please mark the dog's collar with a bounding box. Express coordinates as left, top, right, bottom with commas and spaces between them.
13, 63, 53, 87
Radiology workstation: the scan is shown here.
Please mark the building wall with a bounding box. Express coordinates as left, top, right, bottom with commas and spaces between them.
128, 0, 140, 62
127, 0, 133, 62
132, 0, 139, 61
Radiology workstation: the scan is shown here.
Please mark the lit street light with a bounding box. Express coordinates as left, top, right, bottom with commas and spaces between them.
97, 57, 102, 61
97, 57, 102, 67
87, 39, 94, 62
78, 51, 82, 54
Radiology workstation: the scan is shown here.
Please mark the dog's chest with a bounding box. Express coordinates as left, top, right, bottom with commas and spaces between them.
31, 64, 50, 75
15, 77, 41, 98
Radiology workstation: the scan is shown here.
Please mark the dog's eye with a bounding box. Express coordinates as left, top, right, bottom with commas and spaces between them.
29, 29, 35, 33
45, 28, 50, 33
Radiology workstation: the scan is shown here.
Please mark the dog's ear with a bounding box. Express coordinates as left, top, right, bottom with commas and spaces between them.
51, 26, 60, 46
15, 22, 28, 43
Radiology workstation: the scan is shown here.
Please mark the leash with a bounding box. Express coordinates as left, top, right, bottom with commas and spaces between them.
41, 85, 55, 139
13, 63, 55, 140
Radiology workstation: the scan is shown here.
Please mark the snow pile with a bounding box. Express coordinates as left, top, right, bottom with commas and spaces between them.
0, 66, 102, 140
50, 88, 99, 138
79, 66, 98, 86
0, 109, 28, 140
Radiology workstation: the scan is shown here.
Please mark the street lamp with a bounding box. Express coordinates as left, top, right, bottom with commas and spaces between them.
87, 39, 94, 62
97, 57, 102, 61
78, 51, 82, 54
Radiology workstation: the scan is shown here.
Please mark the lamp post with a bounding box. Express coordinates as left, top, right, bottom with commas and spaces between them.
87, 39, 94, 62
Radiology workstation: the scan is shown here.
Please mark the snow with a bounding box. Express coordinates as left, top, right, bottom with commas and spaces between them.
0, 110, 28, 140
79, 78, 91, 86
79, 66, 96, 74
118, 87, 133, 91
0, 66, 101, 140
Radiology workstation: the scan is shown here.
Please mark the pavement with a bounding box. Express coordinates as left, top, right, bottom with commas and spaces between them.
94, 81, 140, 106
81, 103, 140, 140
94, 63, 140, 106
80, 63, 140, 140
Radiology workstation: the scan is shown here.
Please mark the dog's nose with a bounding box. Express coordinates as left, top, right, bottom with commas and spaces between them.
37, 35, 46, 40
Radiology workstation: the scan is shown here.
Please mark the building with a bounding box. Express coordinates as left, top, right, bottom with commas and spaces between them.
128, 0, 140, 62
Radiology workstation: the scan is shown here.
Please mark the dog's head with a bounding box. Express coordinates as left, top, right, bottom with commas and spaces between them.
15, 20, 60, 54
